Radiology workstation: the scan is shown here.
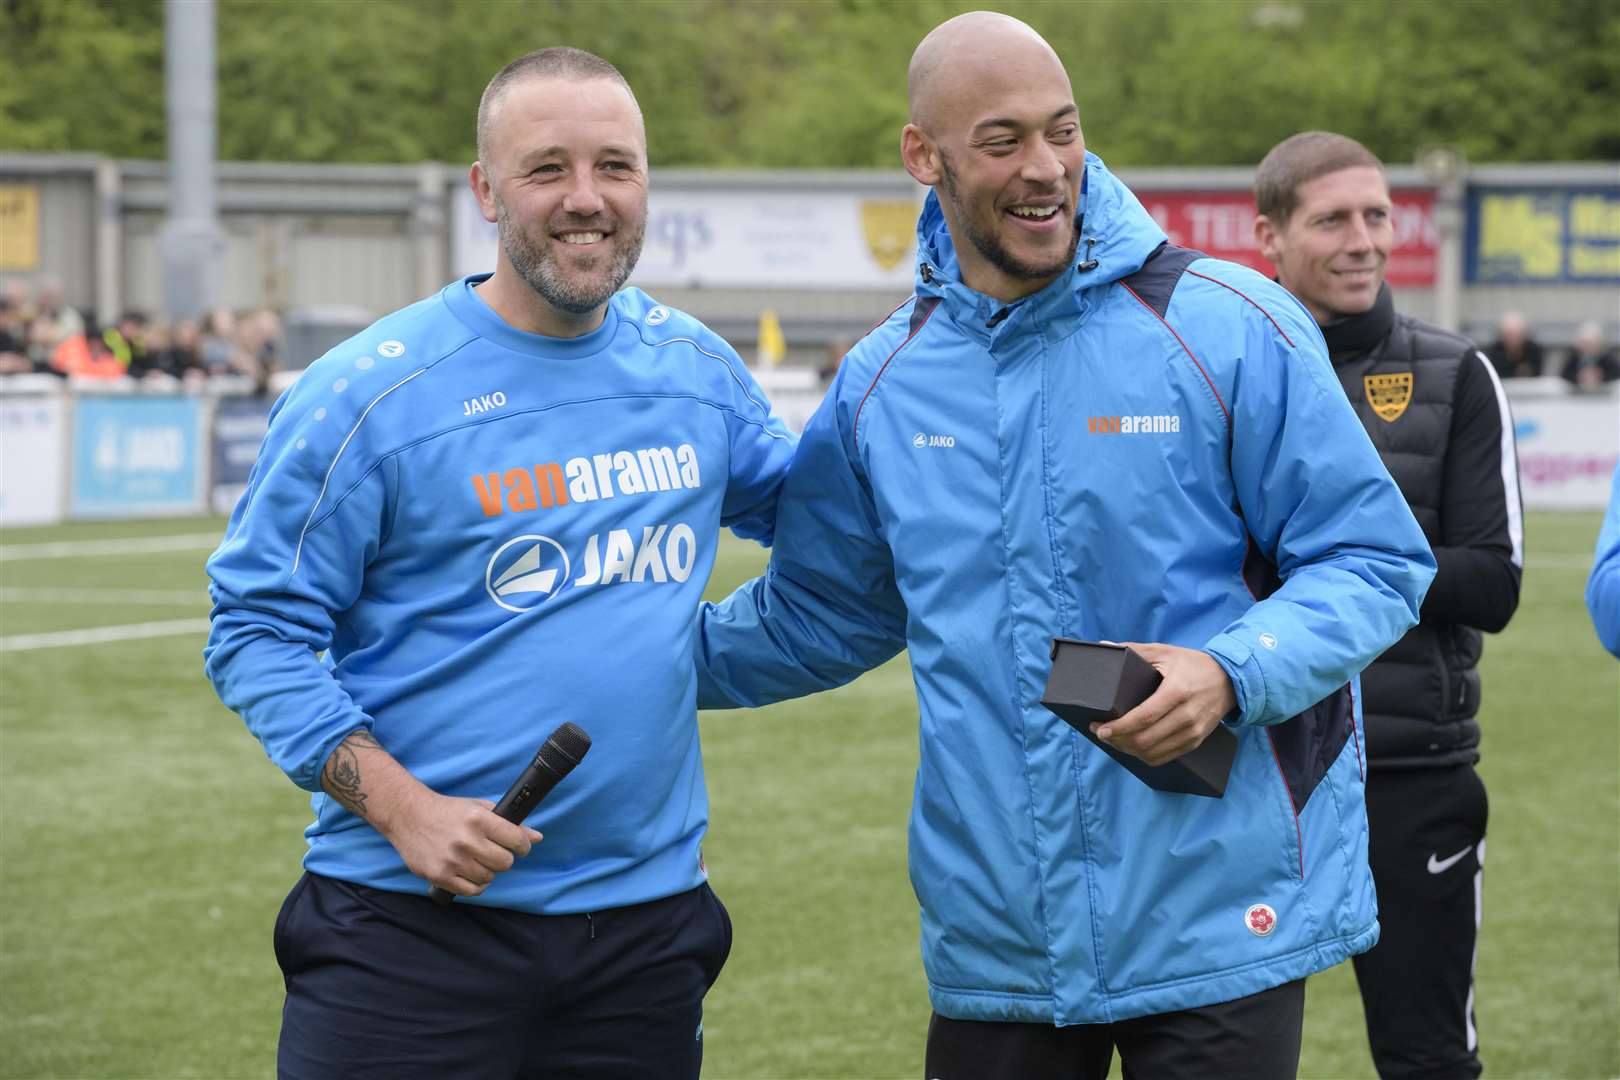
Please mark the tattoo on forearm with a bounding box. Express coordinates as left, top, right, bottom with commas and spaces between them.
323, 729, 382, 818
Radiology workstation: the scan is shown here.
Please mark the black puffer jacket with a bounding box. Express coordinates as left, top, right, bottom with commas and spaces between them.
1322, 284, 1524, 768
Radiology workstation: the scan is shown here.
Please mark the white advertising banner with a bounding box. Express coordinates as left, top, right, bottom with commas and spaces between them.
453, 186, 923, 290
1510, 394, 1618, 509
0, 394, 67, 525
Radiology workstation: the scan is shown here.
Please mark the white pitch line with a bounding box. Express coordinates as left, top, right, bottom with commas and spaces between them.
0, 618, 211, 653
1, 587, 205, 605
0, 533, 219, 561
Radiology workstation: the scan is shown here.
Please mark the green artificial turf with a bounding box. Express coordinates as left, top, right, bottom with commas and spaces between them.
1, 513, 1614, 1078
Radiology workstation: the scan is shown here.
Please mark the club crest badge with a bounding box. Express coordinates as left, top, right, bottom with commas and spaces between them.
1364, 372, 1414, 422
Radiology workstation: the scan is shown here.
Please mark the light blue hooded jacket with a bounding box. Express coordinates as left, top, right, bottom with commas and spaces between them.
697, 154, 1435, 1024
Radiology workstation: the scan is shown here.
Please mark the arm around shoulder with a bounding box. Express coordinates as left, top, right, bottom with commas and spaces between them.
696, 369, 907, 709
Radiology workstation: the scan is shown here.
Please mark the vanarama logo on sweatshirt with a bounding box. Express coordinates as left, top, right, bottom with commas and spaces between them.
469, 444, 701, 517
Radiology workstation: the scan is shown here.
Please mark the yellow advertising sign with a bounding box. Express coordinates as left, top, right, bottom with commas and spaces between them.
1476, 194, 1561, 280
0, 185, 40, 271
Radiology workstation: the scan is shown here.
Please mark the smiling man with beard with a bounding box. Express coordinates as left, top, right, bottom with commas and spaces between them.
204, 47, 795, 1079
693, 12, 1435, 1078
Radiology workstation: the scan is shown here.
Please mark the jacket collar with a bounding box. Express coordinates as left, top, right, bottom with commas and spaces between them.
912, 152, 1167, 349
1319, 282, 1395, 362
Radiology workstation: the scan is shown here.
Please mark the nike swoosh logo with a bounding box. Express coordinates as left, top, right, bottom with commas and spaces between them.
1427, 847, 1472, 874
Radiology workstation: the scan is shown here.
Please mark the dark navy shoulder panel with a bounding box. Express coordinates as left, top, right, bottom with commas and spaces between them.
910, 295, 941, 335
1119, 242, 1207, 319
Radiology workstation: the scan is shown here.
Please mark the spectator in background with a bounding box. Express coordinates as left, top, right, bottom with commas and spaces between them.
1, 279, 35, 321
1588, 464, 1620, 658
234, 307, 282, 394
34, 278, 84, 347
200, 305, 244, 375
1484, 310, 1545, 379
0, 288, 30, 373
155, 318, 209, 383
1560, 320, 1620, 390
128, 319, 173, 381
102, 312, 148, 373
49, 317, 125, 380
1256, 130, 1522, 1080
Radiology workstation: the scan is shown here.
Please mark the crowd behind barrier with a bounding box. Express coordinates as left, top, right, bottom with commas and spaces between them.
0, 279, 282, 394
1, 281, 1616, 526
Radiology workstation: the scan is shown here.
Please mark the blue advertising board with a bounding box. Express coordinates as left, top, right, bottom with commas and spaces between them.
1466, 185, 1620, 284
71, 395, 205, 517
211, 395, 273, 514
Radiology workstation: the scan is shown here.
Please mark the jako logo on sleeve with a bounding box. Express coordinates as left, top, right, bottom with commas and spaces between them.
470, 444, 700, 517
1088, 414, 1182, 434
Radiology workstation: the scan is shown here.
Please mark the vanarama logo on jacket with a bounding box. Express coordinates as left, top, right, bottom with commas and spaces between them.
1087, 414, 1182, 434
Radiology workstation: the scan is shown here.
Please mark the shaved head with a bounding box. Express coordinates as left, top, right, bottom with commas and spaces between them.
907, 12, 1066, 132
899, 11, 1084, 303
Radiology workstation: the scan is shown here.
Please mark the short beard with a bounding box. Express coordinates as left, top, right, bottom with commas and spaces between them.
495, 196, 646, 315
939, 152, 1078, 282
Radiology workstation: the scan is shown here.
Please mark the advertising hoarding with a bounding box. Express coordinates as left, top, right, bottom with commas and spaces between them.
1511, 394, 1618, 509
0, 394, 67, 524
70, 395, 205, 518
210, 396, 273, 514
454, 186, 923, 291
1466, 186, 1620, 284
1137, 189, 1439, 287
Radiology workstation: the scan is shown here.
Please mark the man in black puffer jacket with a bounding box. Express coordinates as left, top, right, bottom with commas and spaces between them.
1255, 131, 1524, 1080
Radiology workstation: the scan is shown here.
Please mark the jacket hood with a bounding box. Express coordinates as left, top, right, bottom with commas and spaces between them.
913, 151, 1168, 330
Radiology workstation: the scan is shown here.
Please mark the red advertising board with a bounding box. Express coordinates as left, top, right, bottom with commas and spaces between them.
1135, 189, 1438, 287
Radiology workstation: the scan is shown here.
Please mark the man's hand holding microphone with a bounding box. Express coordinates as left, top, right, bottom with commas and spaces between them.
318, 723, 590, 903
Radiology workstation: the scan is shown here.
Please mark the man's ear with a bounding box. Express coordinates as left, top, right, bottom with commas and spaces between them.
901, 124, 942, 187
1254, 213, 1284, 264
470, 161, 498, 225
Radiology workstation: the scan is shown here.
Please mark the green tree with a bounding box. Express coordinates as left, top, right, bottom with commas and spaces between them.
3, 0, 1615, 167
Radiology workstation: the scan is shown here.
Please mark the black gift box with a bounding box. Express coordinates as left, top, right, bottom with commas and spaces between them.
1040, 638, 1236, 798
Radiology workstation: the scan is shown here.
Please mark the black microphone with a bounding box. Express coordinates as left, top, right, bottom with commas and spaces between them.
428, 721, 592, 906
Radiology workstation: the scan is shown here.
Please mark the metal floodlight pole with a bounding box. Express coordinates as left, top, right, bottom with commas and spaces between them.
1417, 144, 1467, 334
159, 0, 226, 322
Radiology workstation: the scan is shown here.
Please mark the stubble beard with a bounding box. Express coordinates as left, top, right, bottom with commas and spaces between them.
940, 154, 1078, 283
496, 196, 647, 316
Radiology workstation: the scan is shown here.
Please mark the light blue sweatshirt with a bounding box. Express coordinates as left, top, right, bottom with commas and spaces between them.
206, 277, 794, 913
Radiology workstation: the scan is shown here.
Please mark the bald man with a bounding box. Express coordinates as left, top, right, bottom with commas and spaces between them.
206, 48, 793, 1078
696, 12, 1434, 1078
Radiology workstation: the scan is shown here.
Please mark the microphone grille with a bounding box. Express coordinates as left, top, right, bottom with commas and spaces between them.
542, 722, 592, 770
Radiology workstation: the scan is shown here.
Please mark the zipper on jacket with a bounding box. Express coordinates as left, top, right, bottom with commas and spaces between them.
1078, 236, 1099, 271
